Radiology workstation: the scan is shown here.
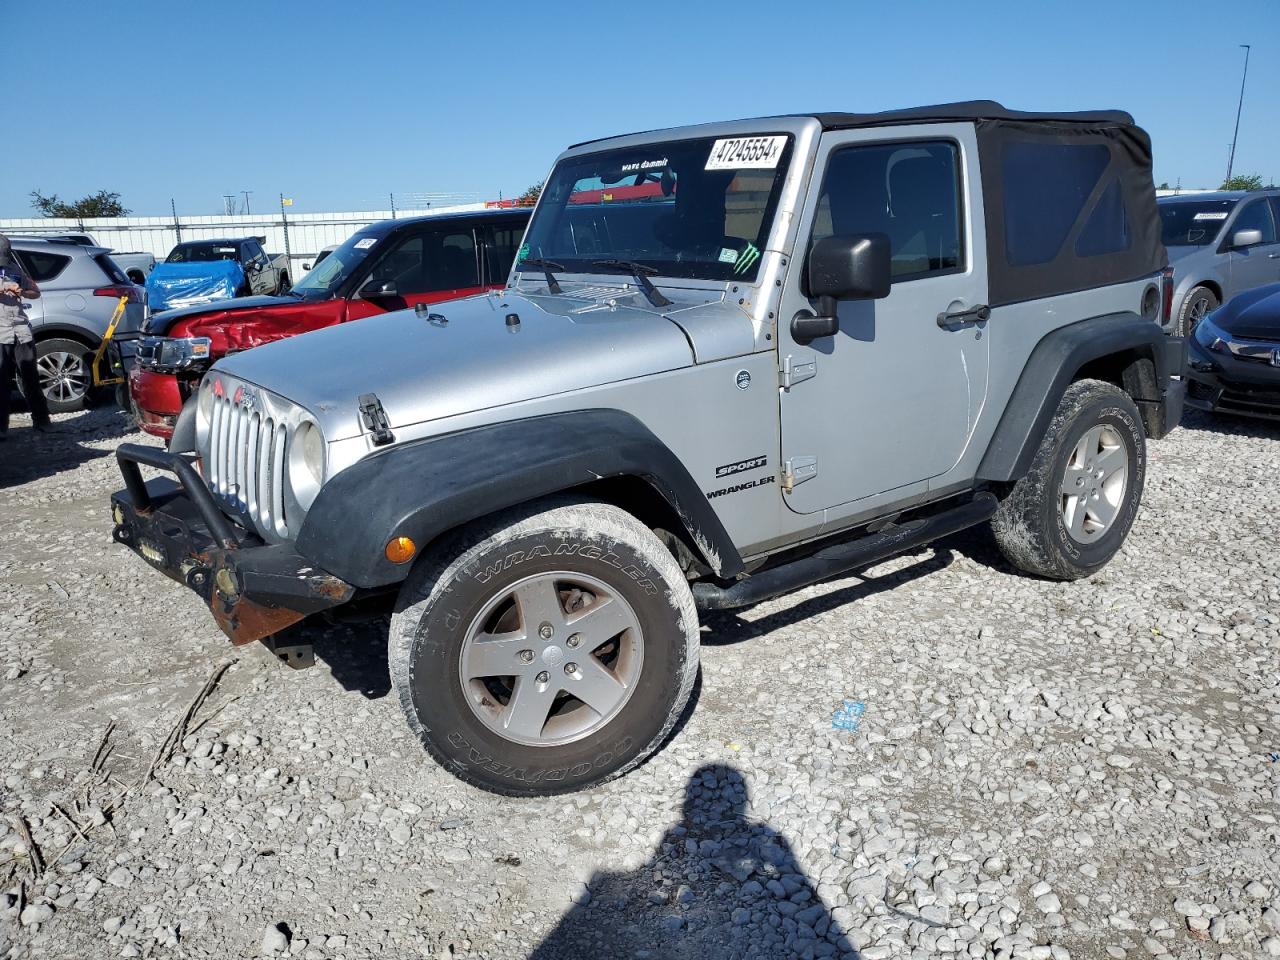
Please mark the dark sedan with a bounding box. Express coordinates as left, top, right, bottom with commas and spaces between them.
1186, 282, 1280, 421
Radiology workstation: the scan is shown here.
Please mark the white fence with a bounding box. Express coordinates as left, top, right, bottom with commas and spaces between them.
0, 203, 492, 279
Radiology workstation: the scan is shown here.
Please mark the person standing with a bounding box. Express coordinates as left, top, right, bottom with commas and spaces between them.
0, 235, 50, 438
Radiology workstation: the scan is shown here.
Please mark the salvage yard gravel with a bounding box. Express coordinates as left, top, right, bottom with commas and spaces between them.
1, 405, 1278, 960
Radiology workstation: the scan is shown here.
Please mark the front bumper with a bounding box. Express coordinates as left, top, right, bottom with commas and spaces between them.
110, 443, 355, 645
1185, 338, 1280, 421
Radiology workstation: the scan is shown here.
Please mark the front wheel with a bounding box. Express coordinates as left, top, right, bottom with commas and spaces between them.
389, 499, 700, 796
991, 379, 1146, 580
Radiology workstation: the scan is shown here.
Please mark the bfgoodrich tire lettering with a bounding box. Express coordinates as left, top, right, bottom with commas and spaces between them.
992, 379, 1146, 580
388, 498, 699, 796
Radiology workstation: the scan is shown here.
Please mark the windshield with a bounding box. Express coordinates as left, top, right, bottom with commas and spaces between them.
1159, 199, 1238, 246
290, 232, 378, 295
518, 134, 793, 283
167, 242, 240, 263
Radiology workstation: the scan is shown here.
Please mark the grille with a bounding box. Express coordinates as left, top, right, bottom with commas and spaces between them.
205, 390, 288, 539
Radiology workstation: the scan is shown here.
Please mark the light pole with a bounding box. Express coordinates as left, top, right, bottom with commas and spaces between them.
1225, 44, 1251, 183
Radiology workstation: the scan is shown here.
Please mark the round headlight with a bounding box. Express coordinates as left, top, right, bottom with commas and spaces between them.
289, 421, 325, 510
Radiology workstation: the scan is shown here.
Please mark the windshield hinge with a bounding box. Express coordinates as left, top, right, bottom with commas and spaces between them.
781, 456, 817, 493
358, 393, 394, 446
780, 355, 816, 391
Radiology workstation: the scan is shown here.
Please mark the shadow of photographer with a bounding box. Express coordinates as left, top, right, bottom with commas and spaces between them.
530, 763, 856, 960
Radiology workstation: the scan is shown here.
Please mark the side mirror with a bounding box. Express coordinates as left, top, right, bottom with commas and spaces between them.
1231, 228, 1264, 249
301, 263, 311, 271
253, 261, 265, 272
792, 234, 891, 344
359, 278, 398, 299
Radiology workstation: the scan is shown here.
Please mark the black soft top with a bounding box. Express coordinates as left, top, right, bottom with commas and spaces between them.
807, 100, 1134, 130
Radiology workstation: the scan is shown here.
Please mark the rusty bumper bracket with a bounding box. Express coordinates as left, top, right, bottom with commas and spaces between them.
111, 448, 355, 646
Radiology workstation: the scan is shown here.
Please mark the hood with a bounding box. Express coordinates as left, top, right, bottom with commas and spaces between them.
212, 286, 751, 441
1211, 282, 1280, 340
146, 295, 294, 335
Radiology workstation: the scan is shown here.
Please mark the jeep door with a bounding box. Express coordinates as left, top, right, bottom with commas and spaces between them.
776, 124, 990, 514
1221, 197, 1280, 298
345, 223, 487, 321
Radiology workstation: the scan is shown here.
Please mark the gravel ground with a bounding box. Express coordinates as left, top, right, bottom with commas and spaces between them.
1, 404, 1278, 960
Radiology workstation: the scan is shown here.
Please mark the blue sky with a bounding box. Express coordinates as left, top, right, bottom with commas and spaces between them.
6, 0, 1275, 217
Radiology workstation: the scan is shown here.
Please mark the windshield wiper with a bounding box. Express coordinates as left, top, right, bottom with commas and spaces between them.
591, 260, 672, 308
518, 257, 563, 295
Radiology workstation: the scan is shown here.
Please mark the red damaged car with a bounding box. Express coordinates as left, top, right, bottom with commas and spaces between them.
130, 208, 530, 439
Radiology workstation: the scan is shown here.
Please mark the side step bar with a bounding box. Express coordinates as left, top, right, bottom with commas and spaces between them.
692, 492, 998, 612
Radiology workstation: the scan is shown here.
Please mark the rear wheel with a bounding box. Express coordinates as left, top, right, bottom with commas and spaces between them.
33, 338, 93, 413
992, 379, 1145, 580
1177, 285, 1219, 338
389, 499, 699, 796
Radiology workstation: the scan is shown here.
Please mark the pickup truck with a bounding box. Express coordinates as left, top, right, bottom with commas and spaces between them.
144, 237, 289, 313
111, 101, 1183, 796
129, 208, 530, 438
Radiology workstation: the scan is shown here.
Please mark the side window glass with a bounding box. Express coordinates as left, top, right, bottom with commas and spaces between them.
1269, 197, 1280, 233
425, 229, 478, 292
367, 235, 424, 291
1075, 179, 1130, 257
1001, 142, 1111, 265
812, 140, 963, 282
485, 223, 523, 283
14, 250, 71, 282
1232, 200, 1276, 244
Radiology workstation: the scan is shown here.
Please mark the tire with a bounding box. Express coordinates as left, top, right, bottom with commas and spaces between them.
1177, 285, 1219, 338
33, 338, 94, 413
991, 379, 1146, 581
389, 498, 700, 796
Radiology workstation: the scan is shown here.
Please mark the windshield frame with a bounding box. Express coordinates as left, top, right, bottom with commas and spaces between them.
1158, 198, 1239, 247
515, 132, 796, 286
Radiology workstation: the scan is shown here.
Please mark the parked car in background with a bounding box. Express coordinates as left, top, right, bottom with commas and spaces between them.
1158, 190, 1280, 336
112, 251, 157, 285
145, 237, 289, 312
6, 237, 145, 411
1185, 282, 1280, 420
304, 245, 339, 271
130, 208, 530, 437
9, 233, 155, 286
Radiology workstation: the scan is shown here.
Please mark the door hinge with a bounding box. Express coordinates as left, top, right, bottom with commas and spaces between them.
782, 456, 817, 493
779, 354, 816, 391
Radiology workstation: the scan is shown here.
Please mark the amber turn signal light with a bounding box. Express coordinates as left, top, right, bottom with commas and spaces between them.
385, 536, 417, 564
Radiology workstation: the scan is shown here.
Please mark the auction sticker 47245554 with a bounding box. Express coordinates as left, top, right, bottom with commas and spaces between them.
706, 135, 787, 171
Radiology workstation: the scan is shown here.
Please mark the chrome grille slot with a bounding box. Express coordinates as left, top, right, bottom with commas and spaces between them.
200, 379, 292, 542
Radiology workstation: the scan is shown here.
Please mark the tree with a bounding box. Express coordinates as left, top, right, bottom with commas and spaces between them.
30, 189, 130, 219
515, 181, 543, 206
1220, 174, 1263, 191
1157, 182, 1170, 191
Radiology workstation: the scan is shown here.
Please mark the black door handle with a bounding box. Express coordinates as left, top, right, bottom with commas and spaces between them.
937, 304, 991, 328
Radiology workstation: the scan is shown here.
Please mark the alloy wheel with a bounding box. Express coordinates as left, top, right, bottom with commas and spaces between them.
36, 350, 90, 405
1059, 424, 1128, 543
458, 571, 644, 746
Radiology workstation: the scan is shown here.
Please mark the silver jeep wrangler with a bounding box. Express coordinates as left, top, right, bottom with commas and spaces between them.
112, 101, 1184, 796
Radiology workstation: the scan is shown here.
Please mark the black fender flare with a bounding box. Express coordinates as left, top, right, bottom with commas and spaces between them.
294, 409, 745, 590
977, 311, 1184, 483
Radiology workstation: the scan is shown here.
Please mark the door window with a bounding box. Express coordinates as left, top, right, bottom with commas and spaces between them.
366, 228, 479, 295
1232, 199, 1276, 244
483, 221, 526, 284
812, 141, 963, 281
14, 250, 71, 282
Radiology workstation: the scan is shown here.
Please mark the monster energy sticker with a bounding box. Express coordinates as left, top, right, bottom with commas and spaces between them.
733, 244, 760, 275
